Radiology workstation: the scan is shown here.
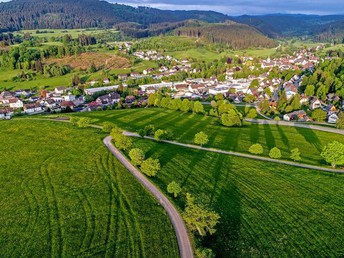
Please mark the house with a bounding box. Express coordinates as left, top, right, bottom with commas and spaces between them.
118, 74, 128, 81
60, 101, 75, 111
130, 72, 141, 79
283, 110, 308, 121
103, 78, 110, 84
145, 87, 156, 94
325, 104, 338, 115
328, 113, 339, 124
23, 103, 44, 114
63, 94, 76, 102
310, 99, 324, 110
8, 98, 24, 109
0, 91, 14, 100
55, 86, 67, 95
125, 95, 136, 104
87, 101, 102, 111
0, 108, 13, 119
84, 85, 119, 95
96, 92, 120, 106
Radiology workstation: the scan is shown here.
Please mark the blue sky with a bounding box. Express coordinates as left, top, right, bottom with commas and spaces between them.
109, 0, 344, 15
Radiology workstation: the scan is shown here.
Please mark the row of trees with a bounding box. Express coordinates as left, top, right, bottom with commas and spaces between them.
248, 143, 301, 161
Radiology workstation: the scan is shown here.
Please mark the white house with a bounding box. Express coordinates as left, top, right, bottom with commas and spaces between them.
23, 103, 44, 114
55, 86, 67, 95
8, 98, 24, 109
209, 86, 230, 96
84, 85, 119, 95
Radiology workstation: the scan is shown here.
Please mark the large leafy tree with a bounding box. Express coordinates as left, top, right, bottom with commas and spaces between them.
140, 158, 161, 177
183, 193, 220, 237
321, 141, 344, 168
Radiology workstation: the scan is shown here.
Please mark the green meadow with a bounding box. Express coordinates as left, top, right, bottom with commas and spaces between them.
128, 138, 344, 257
0, 120, 179, 257
71, 108, 344, 167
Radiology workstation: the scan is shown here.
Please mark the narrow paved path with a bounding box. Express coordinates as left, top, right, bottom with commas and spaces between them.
124, 132, 344, 174
103, 136, 194, 258
246, 119, 344, 135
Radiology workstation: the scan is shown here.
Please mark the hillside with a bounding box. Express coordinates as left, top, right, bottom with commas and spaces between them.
0, 0, 230, 32
174, 21, 277, 50
234, 14, 344, 40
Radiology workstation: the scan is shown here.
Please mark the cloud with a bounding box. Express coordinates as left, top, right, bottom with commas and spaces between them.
109, 0, 344, 15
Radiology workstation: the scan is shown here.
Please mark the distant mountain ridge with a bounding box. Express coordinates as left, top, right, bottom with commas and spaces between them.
233, 14, 344, 41
0, 0, 230, 32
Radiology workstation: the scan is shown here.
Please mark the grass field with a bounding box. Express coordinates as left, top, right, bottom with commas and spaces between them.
70, 108, 344, 167
128, 138, 344, 257
14, 29, 119, 39
0, 120, 179, 257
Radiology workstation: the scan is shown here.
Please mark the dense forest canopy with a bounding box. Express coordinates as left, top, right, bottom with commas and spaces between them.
0, 0, 230, 33
175, 22, 277, 50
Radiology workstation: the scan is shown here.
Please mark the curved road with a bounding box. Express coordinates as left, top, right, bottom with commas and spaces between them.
124, 132, 344, 174
103, 136, 194, 258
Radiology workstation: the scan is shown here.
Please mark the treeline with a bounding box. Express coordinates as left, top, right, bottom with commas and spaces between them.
0, 44, 86, 70
175, 23, 277, 50
300, 58, 344, 101
0, 0, 229, 32
134, 36, 199, 52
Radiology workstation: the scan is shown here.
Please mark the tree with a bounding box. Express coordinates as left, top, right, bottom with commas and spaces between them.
77, 117, 91, 128
194, 131, 209, 146
321, 141, 344, 168
180, 99, 190, 112
140, 158, 160, 177
102, 122, 115, 133
249, 144, 263, 155
193, 101, 205, 114
72, 74, 81, 86
195, 248, 215, 258
154, 129, 173, 141
305, 85, 315, 96
246, 109, 257, 119
290, 148, 301, 161
144, 124, 155, 136
221, 109, 242, 127
167, 181, 182, 198
110, 128, 132, 151
336, 113, 344, 129
129, 148, 145, 166
311, 109, 327, 122
269, 147, 282, 159
215, 93, 224, 101
182, 193, 220, 237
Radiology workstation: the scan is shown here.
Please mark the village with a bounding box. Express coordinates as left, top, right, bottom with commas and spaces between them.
0, 44, 342, 124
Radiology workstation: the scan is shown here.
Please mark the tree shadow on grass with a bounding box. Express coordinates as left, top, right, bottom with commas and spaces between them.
249, 122, 260, 144
204, 169, 242, 258
263, 124, 276, 149
295, 127, 323, 153
276, 125, 290, 150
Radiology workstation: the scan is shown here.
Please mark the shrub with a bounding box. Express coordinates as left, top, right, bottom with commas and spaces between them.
194, 131, 209, 146
77, 117, 91, 128
249, 144, 264, 155
144, 124, 155, 136
246, 109, 257, 119
102, 122, 115, 133
167, 181, 182, 198
290, 148, 301, 161
269, 147, 282, 159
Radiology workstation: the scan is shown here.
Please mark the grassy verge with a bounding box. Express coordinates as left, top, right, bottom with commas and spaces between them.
129, 137, 344, 257
0, 120, 179, 257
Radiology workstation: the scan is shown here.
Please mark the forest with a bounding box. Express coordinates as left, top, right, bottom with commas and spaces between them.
175, 23, 277, 50
0, 0, 229, 33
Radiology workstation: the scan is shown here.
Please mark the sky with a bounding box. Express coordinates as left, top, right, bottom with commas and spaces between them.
109, 0, 344, 15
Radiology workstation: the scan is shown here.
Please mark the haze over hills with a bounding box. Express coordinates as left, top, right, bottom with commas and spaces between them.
234, 14, 344, 41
